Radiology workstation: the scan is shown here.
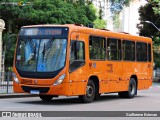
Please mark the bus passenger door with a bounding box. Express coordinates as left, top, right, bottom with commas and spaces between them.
68, 32, 87, 96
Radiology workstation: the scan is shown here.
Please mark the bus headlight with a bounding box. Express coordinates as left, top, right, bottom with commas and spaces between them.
12, 73, 20, 84
53, 74, 66, 86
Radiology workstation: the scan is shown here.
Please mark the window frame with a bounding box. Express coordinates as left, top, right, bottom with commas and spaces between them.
122, 40, 135, 62
106, 37, 122, 61
136, 42, 148, 62
69, 40, 85, 73
89, 35, 106, 61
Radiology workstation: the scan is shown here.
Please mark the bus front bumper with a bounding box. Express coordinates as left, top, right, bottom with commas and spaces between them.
13, 82, 69, 96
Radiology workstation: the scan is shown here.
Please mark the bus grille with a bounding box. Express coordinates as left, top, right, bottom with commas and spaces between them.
21, 86, 50, 93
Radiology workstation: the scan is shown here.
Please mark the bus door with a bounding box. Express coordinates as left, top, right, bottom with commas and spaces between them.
106, 38, 123, 92
69, 32, 87, 95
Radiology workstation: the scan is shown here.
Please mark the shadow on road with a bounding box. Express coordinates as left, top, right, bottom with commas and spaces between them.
16, 94, 147, 105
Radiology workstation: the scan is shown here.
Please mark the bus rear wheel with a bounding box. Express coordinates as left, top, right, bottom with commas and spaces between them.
79, 80, 95, 103
118, 78, 137, 98
39, 95, 53, 101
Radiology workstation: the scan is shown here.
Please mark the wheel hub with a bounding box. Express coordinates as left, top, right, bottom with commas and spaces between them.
130, 83, 135, 95
86, 86, 93, 97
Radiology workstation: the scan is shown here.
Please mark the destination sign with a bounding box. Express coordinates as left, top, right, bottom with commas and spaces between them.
19, 27, 68, 36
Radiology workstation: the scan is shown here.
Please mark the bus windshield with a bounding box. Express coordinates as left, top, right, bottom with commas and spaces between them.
15, 27, 68, 77
16, 38, 67, 72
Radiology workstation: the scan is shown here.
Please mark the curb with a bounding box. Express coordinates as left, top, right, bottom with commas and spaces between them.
0, 94, 38, 99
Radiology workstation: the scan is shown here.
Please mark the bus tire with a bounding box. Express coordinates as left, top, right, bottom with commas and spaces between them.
79, 80, 95, 103
118, 78, 137, 98
39, 95, 53, 101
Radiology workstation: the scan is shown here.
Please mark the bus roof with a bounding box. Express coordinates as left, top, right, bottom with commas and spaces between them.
21, 24, 152, 43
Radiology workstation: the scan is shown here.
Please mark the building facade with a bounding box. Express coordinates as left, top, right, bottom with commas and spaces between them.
91, 0, 148, 35
119, 0, 148, 35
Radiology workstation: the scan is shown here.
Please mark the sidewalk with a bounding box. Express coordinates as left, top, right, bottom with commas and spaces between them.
0, 93, 38, 99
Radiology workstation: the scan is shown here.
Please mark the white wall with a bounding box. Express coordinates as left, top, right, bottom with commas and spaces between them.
120, 0, 147, 35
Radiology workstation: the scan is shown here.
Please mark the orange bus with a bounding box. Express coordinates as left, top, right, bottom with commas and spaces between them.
13, 24, 153, 103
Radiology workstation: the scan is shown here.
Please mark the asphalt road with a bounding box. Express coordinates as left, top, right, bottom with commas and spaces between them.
0, 82, 160, 120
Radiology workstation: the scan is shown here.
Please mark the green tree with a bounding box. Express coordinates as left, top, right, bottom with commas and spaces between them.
0, 0, 96, 70
0, 0, 33, 32
138, 0, 160, 67
0, 0, 33, 70
93, 18, 106, 29
138, 2, 159, 37
88, 4, 106, 29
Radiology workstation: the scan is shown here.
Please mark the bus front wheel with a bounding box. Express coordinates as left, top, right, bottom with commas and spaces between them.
79, 80, 95, 103
118, 78, 137, 98
39, 95, 53, 101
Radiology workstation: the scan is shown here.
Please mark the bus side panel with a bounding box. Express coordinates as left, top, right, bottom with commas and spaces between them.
68, 76, 87, 96
49, 83, 69, 95
106, 61, 123, 92
140, 80, 152, 90
13, 82, 24, 93
99, 70, 110, 93
136, 62, 149, 89
122, 62, 136, 90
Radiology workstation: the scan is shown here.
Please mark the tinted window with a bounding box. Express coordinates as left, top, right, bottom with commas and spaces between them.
123, 40, 135, 61
70, 41, 85, 72
136, 42, 147, 61
148, 44, 152, 62
16, 38, 67, 72
89, 36, 106, 60
107, 38, 121, 60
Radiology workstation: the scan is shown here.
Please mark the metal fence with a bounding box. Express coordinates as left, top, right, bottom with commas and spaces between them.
0, 72, 13, 94
154, 70, 160, 78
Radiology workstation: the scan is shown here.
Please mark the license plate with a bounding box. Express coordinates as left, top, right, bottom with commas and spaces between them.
30, 90, 40, 94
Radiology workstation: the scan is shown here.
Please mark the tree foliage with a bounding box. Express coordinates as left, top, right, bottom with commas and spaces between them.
110, 0, 131, 14
93, 18, 106, 29
138, 1, 160, 37
138, 0, 160, 67
0, 0, 96, 70
88, 3, 106, 29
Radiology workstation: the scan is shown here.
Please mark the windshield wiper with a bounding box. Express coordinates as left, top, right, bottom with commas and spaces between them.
42, 43, 46, 63
33, 43, 37, 60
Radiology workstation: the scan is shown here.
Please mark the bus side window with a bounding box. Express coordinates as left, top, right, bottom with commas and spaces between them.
69, 41, 85, 72
136, 42, 147, 62
122, 40, 135, 61
107, 38, 121, 60
89, 36, 106, 60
